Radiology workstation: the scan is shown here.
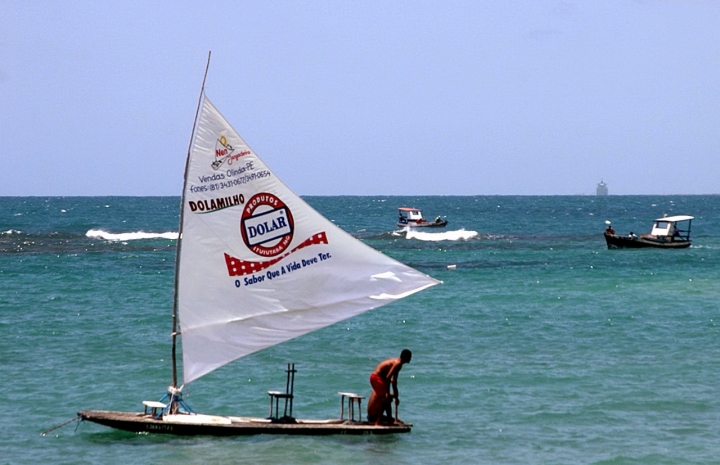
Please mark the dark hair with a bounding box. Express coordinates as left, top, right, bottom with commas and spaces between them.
400, 349, 412, 363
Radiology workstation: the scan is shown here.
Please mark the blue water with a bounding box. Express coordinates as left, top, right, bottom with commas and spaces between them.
2, 195, 720, 464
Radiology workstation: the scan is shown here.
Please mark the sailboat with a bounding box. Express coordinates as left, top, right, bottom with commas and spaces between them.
78, 61, 440, 435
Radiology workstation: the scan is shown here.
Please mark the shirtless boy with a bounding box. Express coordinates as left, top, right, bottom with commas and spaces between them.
367, 349, 412, 425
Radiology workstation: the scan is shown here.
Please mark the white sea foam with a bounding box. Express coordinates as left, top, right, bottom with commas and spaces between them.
405, 228, 478, 241
86, 229, 178, 241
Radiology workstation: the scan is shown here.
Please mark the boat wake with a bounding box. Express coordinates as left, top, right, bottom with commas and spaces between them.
86, 229, 178, 241
400, 228, 479, 242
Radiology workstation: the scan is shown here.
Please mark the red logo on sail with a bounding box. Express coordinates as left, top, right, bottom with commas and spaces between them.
225, 232, 328, 276
241, 193, 294, 257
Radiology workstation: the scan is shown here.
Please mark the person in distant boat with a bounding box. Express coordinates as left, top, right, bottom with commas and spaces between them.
605, 225, 615, 235
367, 349, 412, 425
629, 231, 637, 239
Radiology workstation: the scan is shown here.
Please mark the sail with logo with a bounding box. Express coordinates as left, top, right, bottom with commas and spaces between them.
178, 97, 439, 385
77, 70, 440, 435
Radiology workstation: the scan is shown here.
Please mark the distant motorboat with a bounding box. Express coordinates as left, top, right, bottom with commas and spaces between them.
604, 215, 693, 249
397, 207, 447, 228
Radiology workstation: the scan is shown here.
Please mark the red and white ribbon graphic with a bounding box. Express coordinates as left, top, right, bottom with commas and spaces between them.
224, 232, 328, 276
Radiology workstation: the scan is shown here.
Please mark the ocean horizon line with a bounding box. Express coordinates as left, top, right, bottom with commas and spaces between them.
2, 193, 719, 198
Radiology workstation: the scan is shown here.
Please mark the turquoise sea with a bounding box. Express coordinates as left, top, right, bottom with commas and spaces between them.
2, 195, 720, 465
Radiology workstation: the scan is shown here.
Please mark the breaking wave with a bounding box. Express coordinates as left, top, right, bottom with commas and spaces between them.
402, 228, 479, 242
86, 229, 178, 241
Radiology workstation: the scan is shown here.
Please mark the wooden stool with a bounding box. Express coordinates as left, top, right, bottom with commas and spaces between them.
268, 363, 296, 422
268, 391, 293, 420
142, 400, 167, 417
338, 392, 365, 422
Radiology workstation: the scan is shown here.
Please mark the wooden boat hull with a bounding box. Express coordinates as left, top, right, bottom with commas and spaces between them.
397, 220, 448, 228
78, 410, 411, 436
604, 233, 691, 249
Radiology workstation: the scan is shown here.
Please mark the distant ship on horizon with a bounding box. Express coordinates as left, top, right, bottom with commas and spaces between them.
596, 180, 608, 196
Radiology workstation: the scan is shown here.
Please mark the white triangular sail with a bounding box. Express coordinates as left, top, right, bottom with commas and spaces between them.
177, 97, 440, 385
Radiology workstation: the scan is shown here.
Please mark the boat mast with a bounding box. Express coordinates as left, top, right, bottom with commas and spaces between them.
171, 51, 212, 389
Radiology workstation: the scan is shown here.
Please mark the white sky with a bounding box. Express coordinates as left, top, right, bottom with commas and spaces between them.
1, 1, 718, 196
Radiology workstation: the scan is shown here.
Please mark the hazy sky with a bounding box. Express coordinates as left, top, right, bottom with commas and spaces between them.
1, 1, 718, 196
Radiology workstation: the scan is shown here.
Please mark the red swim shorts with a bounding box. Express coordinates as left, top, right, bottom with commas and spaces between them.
370, 373, 388, 394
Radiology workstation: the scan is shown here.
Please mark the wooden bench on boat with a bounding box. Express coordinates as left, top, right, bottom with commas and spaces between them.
267, 363, 296, 422
142, 401, 167, 417
338, 392, 365, 422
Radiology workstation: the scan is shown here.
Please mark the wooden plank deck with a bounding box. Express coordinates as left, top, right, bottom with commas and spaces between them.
78, 410, 411, 436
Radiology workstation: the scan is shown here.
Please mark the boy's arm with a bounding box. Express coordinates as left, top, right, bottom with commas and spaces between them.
388, 361, 402, 398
